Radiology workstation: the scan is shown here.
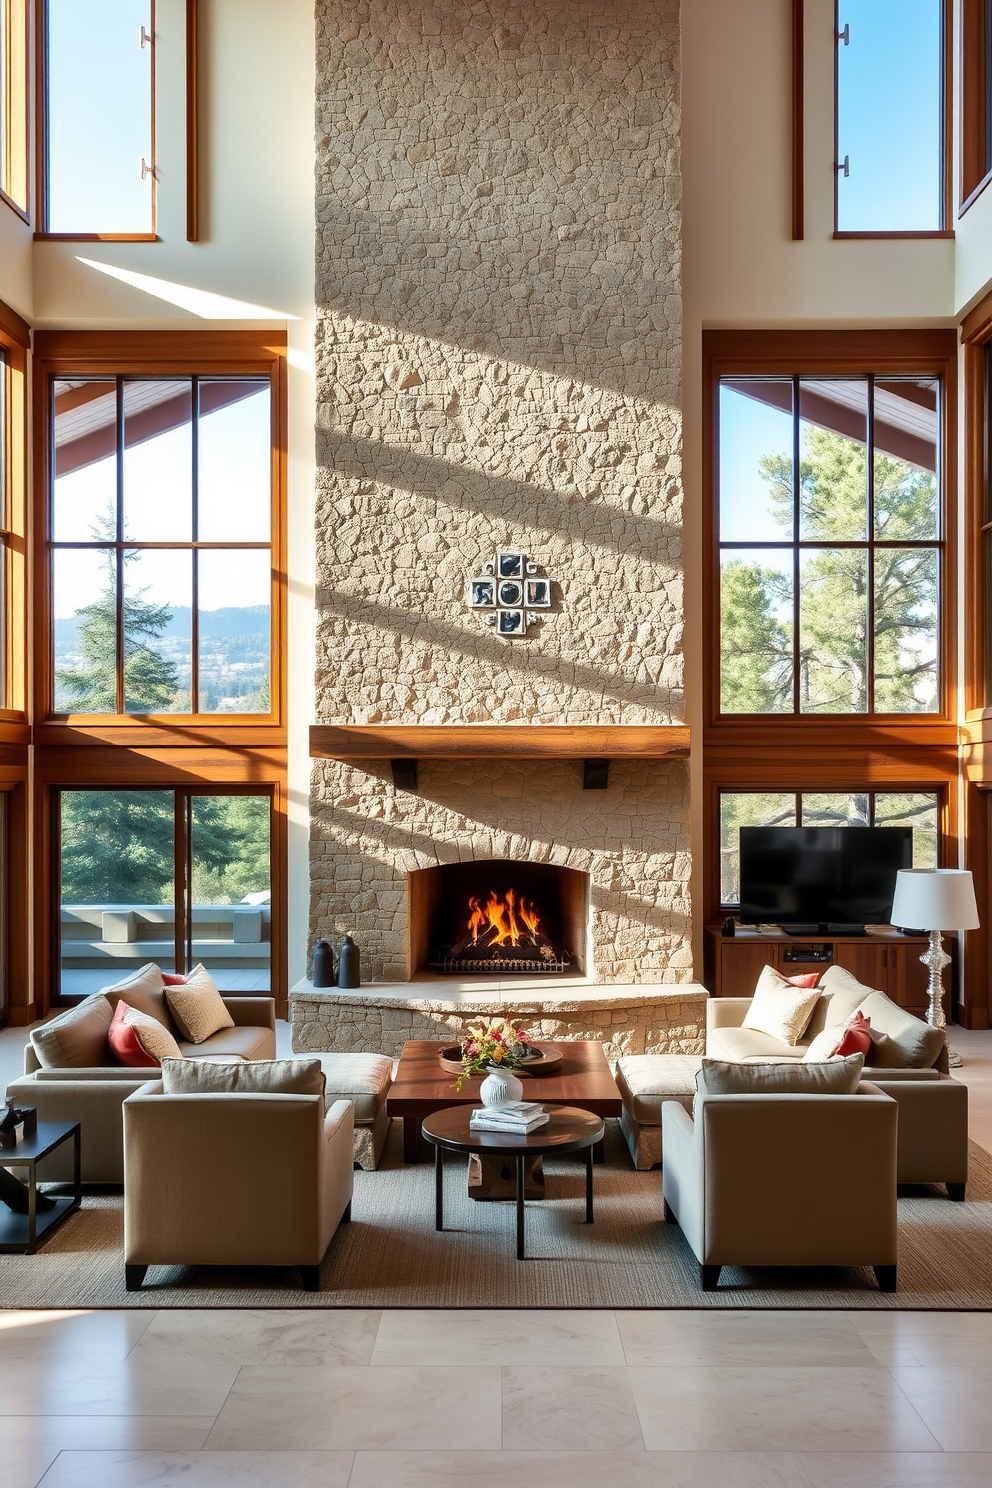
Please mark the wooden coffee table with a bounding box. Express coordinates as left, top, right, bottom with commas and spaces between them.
389, 1039, 622, 1163
422, 1105, 605, 1259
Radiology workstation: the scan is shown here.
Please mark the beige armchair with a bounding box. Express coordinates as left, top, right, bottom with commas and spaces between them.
662, 1083, 898, 1292
122, 1084, 354, 1291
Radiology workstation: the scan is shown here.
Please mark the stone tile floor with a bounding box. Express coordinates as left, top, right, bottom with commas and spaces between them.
0, 1019, 990, 1487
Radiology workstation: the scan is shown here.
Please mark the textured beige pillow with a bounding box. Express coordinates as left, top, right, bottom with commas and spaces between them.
160, 1056, 324, 1100
164, 964, 234, 1044
100, 962, 173, 1030
742, 965, 822, 1046
123, 1005, 183, 1064
701, 1053, 864, 1096
855, 990, 945, 1069
30, 994, 114, 1069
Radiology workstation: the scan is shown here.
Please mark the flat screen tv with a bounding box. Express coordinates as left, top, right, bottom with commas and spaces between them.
738, 826, 913, 931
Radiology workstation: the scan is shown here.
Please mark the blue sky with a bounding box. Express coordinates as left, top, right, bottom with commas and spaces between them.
837, 0, 943, 232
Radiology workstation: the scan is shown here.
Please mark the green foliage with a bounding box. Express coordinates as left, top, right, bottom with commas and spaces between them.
190, 795, 270, 904
721, 424, 939, 714
54, 552, 183, 715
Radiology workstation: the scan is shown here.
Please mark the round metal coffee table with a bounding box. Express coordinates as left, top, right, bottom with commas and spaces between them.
421, 1105, 605, 1260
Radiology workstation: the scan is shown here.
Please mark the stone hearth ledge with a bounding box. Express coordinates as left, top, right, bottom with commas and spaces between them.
290, 979, 708, 1064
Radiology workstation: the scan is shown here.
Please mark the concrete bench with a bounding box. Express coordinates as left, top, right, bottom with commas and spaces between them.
616, 1053, 703, 1170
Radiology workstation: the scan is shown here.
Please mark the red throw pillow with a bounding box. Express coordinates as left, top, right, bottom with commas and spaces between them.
833, 1018, 872, 1059
784, 971, 821, 989
161, 972, 190, 986
845, 1009, 889, 1065
107, 1000, 159, 1068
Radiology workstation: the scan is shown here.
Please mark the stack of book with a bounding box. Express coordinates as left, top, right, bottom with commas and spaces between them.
469, 1101, 550, 1135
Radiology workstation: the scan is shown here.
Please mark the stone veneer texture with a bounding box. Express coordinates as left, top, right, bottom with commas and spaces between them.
312, 2, 688, 980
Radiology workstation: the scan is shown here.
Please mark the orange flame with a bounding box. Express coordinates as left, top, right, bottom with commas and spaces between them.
467, 888, 540, 947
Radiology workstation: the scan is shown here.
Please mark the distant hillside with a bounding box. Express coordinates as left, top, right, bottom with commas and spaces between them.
55, 606, 270, 648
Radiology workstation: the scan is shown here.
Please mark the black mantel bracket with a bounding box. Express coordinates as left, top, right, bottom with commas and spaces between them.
582, 758, 610, 790
390, 758, 419, 792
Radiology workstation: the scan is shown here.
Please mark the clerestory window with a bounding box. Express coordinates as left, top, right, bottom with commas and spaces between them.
962, 0, 992, 211
835, 0, 946, 235
0, 0, 28, 215
42, 0, 156, 237
717, 372, 944, 716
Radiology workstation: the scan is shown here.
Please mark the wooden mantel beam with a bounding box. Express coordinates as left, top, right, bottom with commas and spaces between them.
310, 724, 691, 761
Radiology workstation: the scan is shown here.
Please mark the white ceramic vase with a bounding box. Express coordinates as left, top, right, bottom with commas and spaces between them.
479, 1065, 524, 1106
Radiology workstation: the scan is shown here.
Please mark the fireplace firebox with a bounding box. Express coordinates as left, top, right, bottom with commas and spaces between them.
408, 861, 588, 977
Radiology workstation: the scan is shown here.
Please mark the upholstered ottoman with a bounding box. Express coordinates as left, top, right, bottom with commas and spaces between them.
616, 1053, 703, 1170
316, 1053, 393, 1170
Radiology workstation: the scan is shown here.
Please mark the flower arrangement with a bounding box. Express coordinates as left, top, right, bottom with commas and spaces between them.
454, 1016, 534, 1092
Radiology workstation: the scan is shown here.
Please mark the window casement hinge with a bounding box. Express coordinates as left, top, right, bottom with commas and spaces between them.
838, 155, 850, 177
140, 158, 157, 182
838, 22, 850, 45
140, 24, 154, 48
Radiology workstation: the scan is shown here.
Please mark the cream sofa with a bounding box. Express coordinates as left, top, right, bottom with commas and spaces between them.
662, 1078, 899, 1291
6, 988, 276, 1182
706, 967, 968, 1199
123, 1077, 354, 1291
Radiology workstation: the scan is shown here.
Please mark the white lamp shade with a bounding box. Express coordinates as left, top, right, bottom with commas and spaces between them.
890, 869, 980, 932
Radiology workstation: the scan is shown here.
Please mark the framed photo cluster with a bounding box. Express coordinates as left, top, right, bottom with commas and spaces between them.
466, 551, 552, 637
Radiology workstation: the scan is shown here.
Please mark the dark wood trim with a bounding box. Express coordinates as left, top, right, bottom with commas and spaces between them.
0, 189, 30, 224
832, 230, 955, 240
0, 296, 30, 349
0, 321, 28, 719
32, 232, 159, 243
960, 0, 992, 213
792, 0, 803, 240
186, 0, 199, 241
963, 339, 987, 713
310, 724, 691, 761
0, 777, 30, 1027
32, 745, 286, 785
0, 0, 29, 218
961, 780, 991, 1025
961, 284, 992, 345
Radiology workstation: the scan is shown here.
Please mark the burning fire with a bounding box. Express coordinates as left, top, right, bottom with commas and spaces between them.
466, 887, 541, 949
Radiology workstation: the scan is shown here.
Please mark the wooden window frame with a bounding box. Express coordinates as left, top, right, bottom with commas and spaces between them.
831, 0, 953, 240
0, 0, 29, 220
32, 330, 287, 748
0, 296, 28, 724
35, 753, 287, 1015
960, 0, 992, 214
962, 287, 992, 716
35, 0, 158, 242
704, 329, 959, 736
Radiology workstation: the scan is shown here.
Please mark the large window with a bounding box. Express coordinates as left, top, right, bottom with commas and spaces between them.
719, 790, 940, 907
0, 0, 28, 215
718, 373, 943, 716
43, 0, 155, 236
49, 374, 274, 717
58, 788, 272, 998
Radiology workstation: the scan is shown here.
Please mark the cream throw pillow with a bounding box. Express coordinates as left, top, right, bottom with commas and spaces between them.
164, 964, 235, 1044
124, 1005, 183, 1064
742, 965, 822, 1046
31, 994, 114, 1069
160, 1057, 324, 1100
802, 1025, 847, 1061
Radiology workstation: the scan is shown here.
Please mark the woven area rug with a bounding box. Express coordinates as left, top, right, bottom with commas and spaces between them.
2, 1122, 991, 1310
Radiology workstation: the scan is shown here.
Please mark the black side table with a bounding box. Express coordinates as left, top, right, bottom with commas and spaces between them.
0, 1120, 81, 1254
422, 1105, 605, 1260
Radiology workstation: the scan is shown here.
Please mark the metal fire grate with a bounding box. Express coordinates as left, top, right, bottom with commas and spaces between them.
428, 953, 572, 975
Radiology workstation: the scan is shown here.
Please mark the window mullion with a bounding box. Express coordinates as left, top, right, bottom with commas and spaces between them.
191, 377, 200, 713
115, 377, 125, 716
792, 375, 801, 714
866, 375, 875, 714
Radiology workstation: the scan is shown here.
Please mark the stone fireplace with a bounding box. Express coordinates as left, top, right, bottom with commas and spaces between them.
302, 1, 702, 1055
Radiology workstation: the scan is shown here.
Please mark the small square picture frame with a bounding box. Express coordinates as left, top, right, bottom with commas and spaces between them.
497, 550, 524, 579
524, 578, 551, 608
497, 608, 525, 636
467, 578, 495, 609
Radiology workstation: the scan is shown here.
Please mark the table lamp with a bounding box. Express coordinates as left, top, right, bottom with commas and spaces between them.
889, 868, 979, 1064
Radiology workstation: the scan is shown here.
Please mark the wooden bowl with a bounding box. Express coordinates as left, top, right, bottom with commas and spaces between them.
437, 1043, 565, 1077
